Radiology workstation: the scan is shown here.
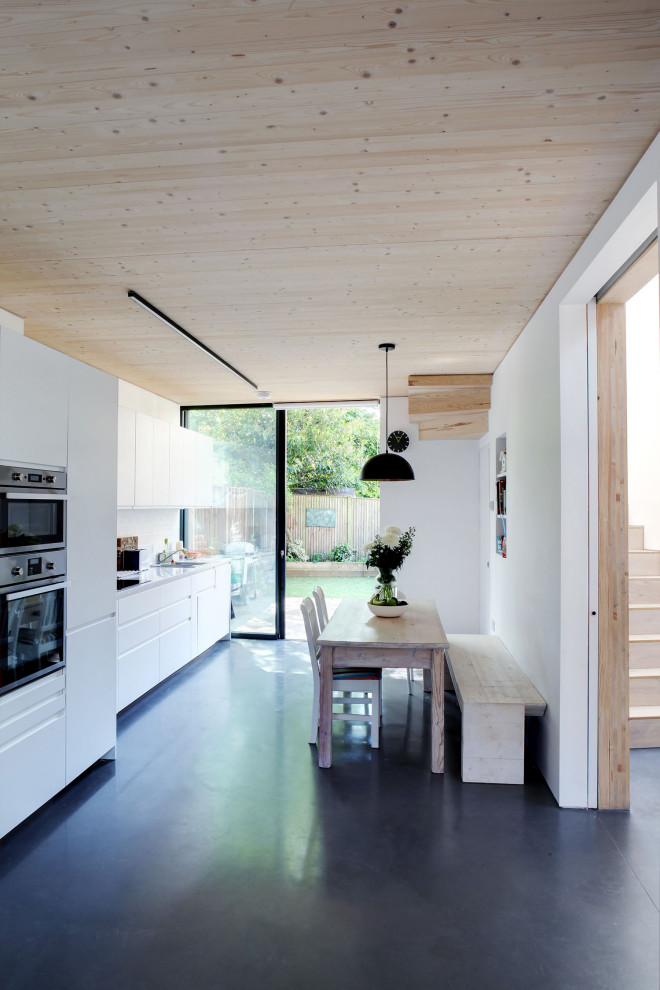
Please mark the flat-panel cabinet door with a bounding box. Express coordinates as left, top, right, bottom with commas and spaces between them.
196, 585, 217, 656
66, 617, 117, 785
195, 431, 213, 508
214, 564, 231, 641
134, 412, 154, 506
117, 406, 136, 507
160, 620, 192, 681
152, 417, 170, 506
0, 672, 66, 839
182, 428, 196, 507
0, 327, 69, 467
169, 424, 184, 507
117, 638, 160, 713
68, 362, 118, 630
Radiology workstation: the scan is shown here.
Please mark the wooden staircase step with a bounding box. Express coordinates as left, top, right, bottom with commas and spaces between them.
629, 575, 660, 604
629, 605, 660, 635
629, 669, 660, 706
629, 706, 660, 748
629, 635, 660, 668
628, 525, 645, 551
629, 550, 660, 576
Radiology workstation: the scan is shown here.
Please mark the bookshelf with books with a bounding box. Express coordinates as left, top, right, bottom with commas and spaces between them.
495, 434, 507, 557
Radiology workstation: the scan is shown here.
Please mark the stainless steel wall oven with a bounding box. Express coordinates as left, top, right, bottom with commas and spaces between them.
0, 465, 67, 696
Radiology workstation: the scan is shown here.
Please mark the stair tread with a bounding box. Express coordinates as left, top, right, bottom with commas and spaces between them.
629, 604, 660, 610
629, 549, 660, 554
630, 634, 660, 642
630, 705, 660, 718
629, 668, 660, 677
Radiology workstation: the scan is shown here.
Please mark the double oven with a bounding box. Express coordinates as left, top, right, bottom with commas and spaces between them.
0, 464, 68, 696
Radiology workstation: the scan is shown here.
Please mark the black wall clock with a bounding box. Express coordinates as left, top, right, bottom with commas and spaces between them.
387, 430, 410, 453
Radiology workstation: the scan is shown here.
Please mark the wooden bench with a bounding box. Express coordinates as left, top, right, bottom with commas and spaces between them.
445, 634, 546, 785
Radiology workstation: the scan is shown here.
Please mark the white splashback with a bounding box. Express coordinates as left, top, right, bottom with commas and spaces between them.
117, 508, 181, 564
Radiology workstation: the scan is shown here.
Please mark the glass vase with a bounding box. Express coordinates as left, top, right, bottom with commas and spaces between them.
374, 569, 397, 603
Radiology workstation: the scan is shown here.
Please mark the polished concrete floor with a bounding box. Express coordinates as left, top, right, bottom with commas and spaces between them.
1, 639, 658, 990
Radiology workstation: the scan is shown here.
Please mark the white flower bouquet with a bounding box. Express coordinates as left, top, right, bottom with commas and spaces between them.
365, 525, 415, 605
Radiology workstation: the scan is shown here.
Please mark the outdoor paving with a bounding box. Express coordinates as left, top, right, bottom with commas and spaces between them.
230, 595, 340, 639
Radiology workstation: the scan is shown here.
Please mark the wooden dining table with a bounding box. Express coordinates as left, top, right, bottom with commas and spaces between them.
317, 598, 449, 772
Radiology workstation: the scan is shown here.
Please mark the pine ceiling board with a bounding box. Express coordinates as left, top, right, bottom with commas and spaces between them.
1, 1, 660, 403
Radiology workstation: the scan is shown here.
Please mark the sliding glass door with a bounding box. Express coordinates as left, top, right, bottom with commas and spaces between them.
182, 406, 284, 638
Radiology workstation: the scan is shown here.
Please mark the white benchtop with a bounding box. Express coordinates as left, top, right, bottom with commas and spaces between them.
117, 556, 230, 599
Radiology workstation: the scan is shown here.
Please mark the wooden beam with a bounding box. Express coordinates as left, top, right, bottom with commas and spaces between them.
409, 386, 491, 416
409, 374, 493, 390
408, 374, 491, 439
413, 410, 489, 440
596, 302, 630, 810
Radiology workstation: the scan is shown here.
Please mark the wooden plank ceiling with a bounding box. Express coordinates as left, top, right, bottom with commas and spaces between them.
1, 1, 659, 406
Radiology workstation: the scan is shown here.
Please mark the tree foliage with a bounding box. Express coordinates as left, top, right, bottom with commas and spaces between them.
186, 406, 380, 497
286, 408, 379, 497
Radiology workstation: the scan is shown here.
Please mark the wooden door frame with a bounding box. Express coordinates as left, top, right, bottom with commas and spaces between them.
595, 240, 658, 808
595, 301, 630, 809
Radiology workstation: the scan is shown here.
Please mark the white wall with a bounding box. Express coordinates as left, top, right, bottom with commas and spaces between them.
117, 507, 181, 565
379, 397, 480, 633
489, 133, 660, 807
627, 276, 660, 551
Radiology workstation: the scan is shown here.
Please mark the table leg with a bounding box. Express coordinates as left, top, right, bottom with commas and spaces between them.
318, 645, 333, 768
431, 647, 445, 773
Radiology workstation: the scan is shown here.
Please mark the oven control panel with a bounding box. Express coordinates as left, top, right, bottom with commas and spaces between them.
0, 550, 67, 588
0, 464, 67, 491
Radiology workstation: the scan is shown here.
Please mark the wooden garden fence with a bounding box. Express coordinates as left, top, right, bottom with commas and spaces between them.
287, 493, 380, 558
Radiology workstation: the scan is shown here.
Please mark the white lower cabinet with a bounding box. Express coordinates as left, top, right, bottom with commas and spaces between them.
65, 618, 117, 785
117, 638, 160, 713
160, 620, 193, 681
0, 671, 66, 838
117, 564, 231, 713
193, 561, 231, 657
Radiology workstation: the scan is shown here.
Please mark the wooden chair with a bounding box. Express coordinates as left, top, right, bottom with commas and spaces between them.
300, 597, 382, 748
312, 585, 329, 630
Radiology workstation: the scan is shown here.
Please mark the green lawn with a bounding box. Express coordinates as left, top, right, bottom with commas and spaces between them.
285, 576, 374, 600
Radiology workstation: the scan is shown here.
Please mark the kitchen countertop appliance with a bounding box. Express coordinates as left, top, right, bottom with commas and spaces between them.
0, 465, 68, 696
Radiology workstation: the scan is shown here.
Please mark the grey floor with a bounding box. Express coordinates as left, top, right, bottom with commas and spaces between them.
1, 638, 658, 990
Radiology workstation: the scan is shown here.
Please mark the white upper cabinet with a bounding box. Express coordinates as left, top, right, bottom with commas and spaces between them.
182, 426, 197, 508
117, 406, 136, 508
134, 411, 154, 506
117, 409, 212, 508
195, 431, 213, 508
169, 424, 184, 507
152, 417, 170, 506
0, 327, 69, 467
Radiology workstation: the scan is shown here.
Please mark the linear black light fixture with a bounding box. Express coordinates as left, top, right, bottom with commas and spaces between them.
127, 289, 258, 392
359, 343, 415, 482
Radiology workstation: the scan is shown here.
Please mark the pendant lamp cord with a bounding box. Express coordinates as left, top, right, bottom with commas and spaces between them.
385, 346, 389, 443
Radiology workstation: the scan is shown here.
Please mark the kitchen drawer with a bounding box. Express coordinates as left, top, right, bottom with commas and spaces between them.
160, 575, 191, 608
117, 611, 159, 655
159, 620, 192, 681
0, 706, 66, 838
117, 638, 160, 712
118, 585, 161, 626
160, 598, 191, 633
191, 568, 215, 594
0, 669, 65, 724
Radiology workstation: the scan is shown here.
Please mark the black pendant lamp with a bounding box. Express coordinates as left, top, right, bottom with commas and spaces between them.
359, 343, 415, 482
